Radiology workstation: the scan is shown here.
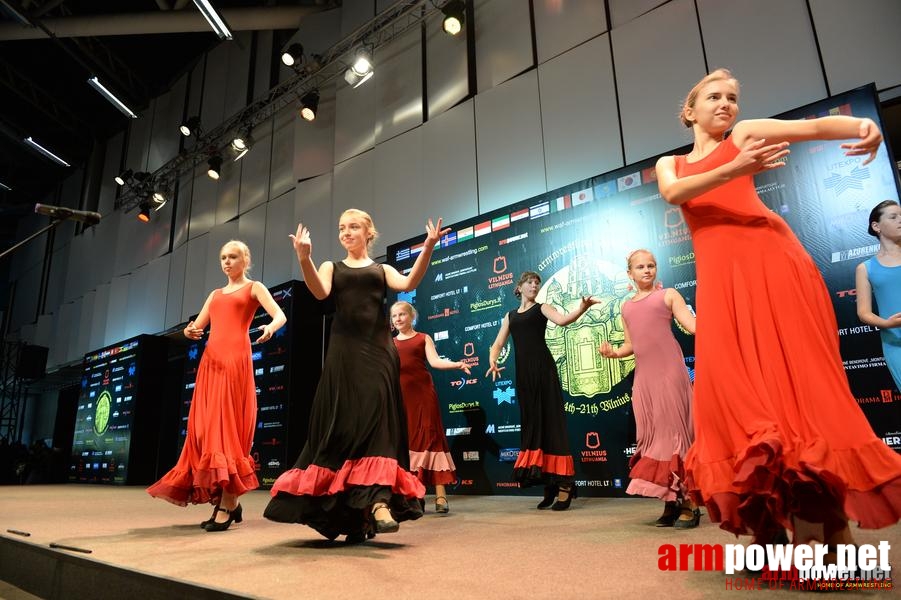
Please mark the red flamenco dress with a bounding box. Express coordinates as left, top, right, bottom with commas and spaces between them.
394, 333, 457, 486
264, 262, 424, 540
507, 304, 575, 487
147, 282, 260, 506
675, 137, 901, 538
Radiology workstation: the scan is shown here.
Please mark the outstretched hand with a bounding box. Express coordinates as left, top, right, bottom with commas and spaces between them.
289, 223, 312, 260
580, 295, 601, 311
255, 324, 275, 344
840, 118, 882, 165
598, 342, 618, 359
885, 312, 901, 329
485, 363, 505, 381
458, 361, 472, 375
731, 138, 790, 177
424, 217, 451, 249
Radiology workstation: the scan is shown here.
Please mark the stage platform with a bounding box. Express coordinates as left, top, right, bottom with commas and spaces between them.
0, 485, 898, 599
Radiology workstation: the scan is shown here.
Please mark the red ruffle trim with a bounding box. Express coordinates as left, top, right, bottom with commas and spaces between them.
513, 449, 575, 477
146, 453, 259, 506
627, 451, 685, 501
269, 456, 426, 499
415, 468, 457, 486
687, 436, 901, 536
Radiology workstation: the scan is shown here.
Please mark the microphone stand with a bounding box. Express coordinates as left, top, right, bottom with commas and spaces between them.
0, 218, 66, 262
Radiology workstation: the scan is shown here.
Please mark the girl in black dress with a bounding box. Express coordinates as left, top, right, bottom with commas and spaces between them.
486, 271, 597, 510
264, 209, 447, 543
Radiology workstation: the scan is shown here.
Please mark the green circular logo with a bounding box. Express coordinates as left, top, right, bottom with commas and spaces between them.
94, 390, 111, 435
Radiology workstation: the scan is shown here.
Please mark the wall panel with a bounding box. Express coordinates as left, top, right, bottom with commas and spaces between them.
422, 99, 478, 226
263, 190, 296, 286
534, 0, 608, 64
293, 174, 334, 280
294, 83, 336, 181
374, 127, 423, 250
374, 26, 423, 144
424, 8, 468, 119
270, 104, 297, 202
474, 0, 534, 93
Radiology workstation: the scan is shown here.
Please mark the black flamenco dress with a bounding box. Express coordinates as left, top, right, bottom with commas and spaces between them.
264, 262, 424, 539
508, 303, 575, 487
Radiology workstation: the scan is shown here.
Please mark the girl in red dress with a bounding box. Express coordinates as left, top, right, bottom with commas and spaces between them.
147, 240, 286, 532
655, 69, 901, 552
390, 300, 469, 513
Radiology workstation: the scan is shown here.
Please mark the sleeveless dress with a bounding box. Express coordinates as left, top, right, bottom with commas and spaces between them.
674, 137, 901, 537
264, 262, 424, 540
507, 303, 575, 486
864, 257, 901, 390
394, 333, 457, 486
621, 289, 693, 501
147, 282, 260, 505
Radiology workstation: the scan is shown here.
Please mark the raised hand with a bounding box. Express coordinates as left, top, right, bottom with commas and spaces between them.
289, 223, 312, 260
485, 362, 505, 382
424, 217, 451, 249
184, 320, 203, 340
731, 138, 790, 177
840, 118, 882, 165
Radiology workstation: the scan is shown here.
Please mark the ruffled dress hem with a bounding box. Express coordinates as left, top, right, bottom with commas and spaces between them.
146, 453, 259, 506
512, 449, 575, 486
626, 452, 685, 502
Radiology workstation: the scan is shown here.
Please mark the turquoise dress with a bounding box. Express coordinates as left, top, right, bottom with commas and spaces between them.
866, 257, 901, 390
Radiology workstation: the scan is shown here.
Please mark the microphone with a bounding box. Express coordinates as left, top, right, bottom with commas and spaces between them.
34, 204, 102, 226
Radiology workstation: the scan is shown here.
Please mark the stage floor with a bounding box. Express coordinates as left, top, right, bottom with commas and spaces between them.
1, 485, 898, 599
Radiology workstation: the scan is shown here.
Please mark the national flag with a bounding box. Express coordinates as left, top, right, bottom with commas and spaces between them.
571, 188, 594, 206
595, 180, 616, 198
474, 220, 491, 237
530, 201, 550, 219
457, 226, 474, 242
617, 171, 641, 191
554, 195, 571, 212
441, 231, 457, 248
641, 167, 657, 184
410, 242, 424, 255
511, 208, 529, 222
395, 247, 410, 261
492, 215, 510, 231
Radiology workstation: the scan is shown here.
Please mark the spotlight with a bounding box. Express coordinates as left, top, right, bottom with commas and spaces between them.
281, 43, 304, 67
207, 155, 222, 180
231, 126, 252, 155
137, 201, 151, 223
152, 187, 168, 210
344, 68, 373, 88
179, 116, 201, 137
351, 48, 372, 77
115, 169, 133, 186
441, 0, 465, 35
299, 91, 320, 121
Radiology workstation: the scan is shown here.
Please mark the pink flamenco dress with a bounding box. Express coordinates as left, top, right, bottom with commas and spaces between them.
147, 281, 260, 506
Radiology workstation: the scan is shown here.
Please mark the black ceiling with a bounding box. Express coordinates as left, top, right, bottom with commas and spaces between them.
0, 0, 333, 250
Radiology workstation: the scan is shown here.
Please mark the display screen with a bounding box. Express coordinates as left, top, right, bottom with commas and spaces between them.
179, 283, 294, 488
69, 338, 141, 484
387, 84, 901, 496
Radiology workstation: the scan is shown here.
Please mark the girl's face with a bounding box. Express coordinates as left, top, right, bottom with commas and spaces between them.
220, 244, 246, 277
685, 79, 739, 134
338, 214, 369, 251
518, 277, 540, 300
628, 252, 657, 289
390, 305, 413, 332
874, 204, 901, 239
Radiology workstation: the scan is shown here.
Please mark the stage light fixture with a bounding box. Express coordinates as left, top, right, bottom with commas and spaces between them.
87, 76, 138, 119
343, 68, 373, 88
299, 91, 320, 121
207, 155, 223, 180
137, 201, 151, 222
191, 0, 233, 40
351, 48, 373, 77
281, 43, 304, 67
114, 169, 134, 186
441, 1, 465, 35
23, 136, 70, 167
179, 116, 201, 137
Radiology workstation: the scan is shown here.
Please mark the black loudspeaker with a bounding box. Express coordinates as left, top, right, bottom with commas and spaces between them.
16, 344, 49, 380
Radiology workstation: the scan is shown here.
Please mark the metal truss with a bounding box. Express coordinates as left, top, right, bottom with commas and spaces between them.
0, 341, 24, 442
116, 0, 441, 213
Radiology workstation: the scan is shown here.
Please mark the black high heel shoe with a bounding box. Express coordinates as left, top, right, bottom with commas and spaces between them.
200, 503, 220, 528
655, 501, 679, 527
435, 496, 449, 514
551, 485, 577, 511
370, 502, 399, 534
673, 505, 701, 529
204, 503, 243, 532
537, 484, 558, 510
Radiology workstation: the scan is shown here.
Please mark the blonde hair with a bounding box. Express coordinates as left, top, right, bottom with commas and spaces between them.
514, 271, 541, 298
390, 301, 418, 322
221, 239, 252, 274
680, 68, 739, 128
626, 249, 656, 270
340, 208, 379, 249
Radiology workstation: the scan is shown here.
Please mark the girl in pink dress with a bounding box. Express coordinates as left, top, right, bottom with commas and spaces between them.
390, 301, 470, 513
600, 249, 698, 528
